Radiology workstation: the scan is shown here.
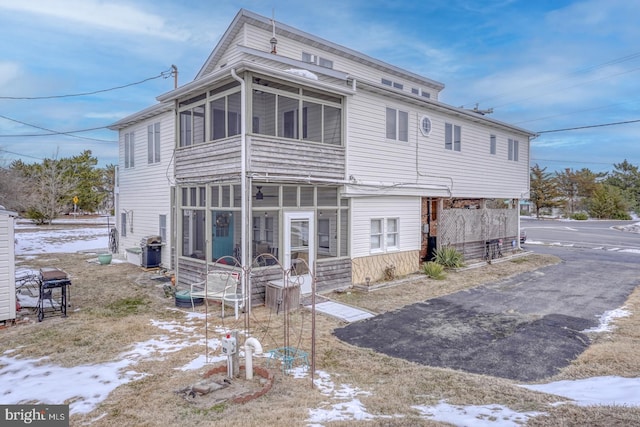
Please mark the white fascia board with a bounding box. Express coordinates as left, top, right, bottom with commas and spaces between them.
157, 60, 355, 104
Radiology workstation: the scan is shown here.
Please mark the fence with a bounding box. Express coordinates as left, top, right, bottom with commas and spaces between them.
438, 207, 519, 261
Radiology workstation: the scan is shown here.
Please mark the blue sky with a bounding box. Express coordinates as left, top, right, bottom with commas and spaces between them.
0, 0, 638, 174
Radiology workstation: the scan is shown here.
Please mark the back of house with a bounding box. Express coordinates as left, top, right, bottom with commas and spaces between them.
111, 9, 534, 298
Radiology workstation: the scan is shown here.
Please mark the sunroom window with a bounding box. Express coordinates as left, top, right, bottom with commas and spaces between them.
251, 77, 342, 145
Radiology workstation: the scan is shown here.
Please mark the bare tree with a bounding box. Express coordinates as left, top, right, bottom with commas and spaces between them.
12, 156, 78, 224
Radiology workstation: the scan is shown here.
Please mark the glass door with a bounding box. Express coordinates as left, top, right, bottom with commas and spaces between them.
284, 211, 314, 295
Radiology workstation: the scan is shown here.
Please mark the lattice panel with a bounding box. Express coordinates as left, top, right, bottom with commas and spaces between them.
438, 208, 518, 248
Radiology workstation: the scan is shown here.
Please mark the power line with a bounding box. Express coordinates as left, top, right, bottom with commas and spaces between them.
0, 148, 43, 161
0, 69, 175, 100
536, 118, 640, 134
531, 157, 614, 166
0, 114, 116, 143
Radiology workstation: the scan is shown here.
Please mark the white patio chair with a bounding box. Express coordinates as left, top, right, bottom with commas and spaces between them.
190, 271, 239, 317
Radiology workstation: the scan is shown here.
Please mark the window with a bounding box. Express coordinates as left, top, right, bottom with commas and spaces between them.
124, 131, 135, 168
120, 212, 127, 237
370, 217, 399, 252
147, 122, 160, 164
318, 57, 333, 69
411, 88, 419, 95
381, 78, 403, 90
386, 107, 409, 142
508, 139, 519, 161
159, 214, 167, 242
420, 116, 432, 136
179, 105, 205, 147
210, 91, 241, 140
178, 94, 206, 147
301, 52, 333, 69
445, 123, 461, 151
370, 219, 383, 251
251, 77, 342, 145
318, 218, 330, 250
490, 135, 496, 155
302, 52, 316, 64
386, 218, 398, 249
421, 91, 431, 99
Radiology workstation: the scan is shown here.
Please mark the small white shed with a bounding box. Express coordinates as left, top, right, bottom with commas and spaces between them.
0, 206, 18, 323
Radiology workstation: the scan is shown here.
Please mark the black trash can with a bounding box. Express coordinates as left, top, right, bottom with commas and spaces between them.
141, 236, 162, 268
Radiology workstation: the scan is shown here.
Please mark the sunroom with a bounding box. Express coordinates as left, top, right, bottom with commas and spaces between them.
168, 69, 353, 301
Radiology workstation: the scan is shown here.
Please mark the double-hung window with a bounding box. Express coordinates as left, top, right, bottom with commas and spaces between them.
508, 139, 519, 161
490, 134, 496, 155
445, 123, 461, 151
147, 122, 160, 164
386, 107, 409, 142
124, 131, 135, 168
370, 218, 399, 252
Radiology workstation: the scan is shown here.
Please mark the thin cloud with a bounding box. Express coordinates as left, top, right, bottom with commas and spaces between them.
0, 0, 190, 41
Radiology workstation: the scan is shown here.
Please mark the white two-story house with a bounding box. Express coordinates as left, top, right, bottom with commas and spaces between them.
111, 9, 534, 302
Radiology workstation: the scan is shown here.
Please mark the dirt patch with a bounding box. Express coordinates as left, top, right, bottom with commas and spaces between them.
176, 365, 274, 407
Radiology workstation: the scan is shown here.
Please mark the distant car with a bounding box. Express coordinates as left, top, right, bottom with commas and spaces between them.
520, 230, 527, 244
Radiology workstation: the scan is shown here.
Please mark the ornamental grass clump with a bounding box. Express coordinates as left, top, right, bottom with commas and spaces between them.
434, 246, 464, 269
422, 261, 446, 280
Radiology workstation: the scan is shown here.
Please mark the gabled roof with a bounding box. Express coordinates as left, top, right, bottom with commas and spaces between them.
196, 9, 445, 91
108, 102, 173, 131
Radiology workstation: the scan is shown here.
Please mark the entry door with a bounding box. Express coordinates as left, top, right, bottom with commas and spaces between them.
212, 211, 234, 261
284, 211, 314, 295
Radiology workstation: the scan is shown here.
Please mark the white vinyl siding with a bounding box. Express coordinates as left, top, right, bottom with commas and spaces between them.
117, 111, 174, 267
351, 196, 420, 258
235, 24, 444, 101
347, 91, 530, 199
0, 211, 16, 322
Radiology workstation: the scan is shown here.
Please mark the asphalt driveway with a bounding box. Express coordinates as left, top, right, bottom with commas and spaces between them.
334, 246, 639, 382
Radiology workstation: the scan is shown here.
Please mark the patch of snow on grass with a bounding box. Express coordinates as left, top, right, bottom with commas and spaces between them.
582, 307, 631, 333
521, 376, 640, 407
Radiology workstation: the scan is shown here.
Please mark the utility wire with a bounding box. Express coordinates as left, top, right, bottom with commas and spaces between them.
0, 114, 116, 143
536, 118, 640, 134
0, 69, 175, 100
0, 148, 43, 161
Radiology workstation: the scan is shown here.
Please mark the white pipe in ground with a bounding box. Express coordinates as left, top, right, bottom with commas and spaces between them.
244, 337, 263, 380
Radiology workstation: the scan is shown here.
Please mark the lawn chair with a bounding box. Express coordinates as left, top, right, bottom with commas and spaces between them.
189, 271, 239, 317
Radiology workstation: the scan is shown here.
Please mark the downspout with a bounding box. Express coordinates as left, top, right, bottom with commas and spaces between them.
231, 68, 248, 315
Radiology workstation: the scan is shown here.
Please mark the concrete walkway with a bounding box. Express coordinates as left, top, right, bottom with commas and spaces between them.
305, 300, 375, 322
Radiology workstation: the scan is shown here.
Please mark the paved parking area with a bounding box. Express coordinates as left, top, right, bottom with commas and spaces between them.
334, 246, 639, 381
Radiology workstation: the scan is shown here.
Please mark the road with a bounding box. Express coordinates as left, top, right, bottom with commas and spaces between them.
335, 236, 639, 382
521, 217, 640, 253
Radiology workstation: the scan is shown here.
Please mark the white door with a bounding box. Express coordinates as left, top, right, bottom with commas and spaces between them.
283, 211, 314, 295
